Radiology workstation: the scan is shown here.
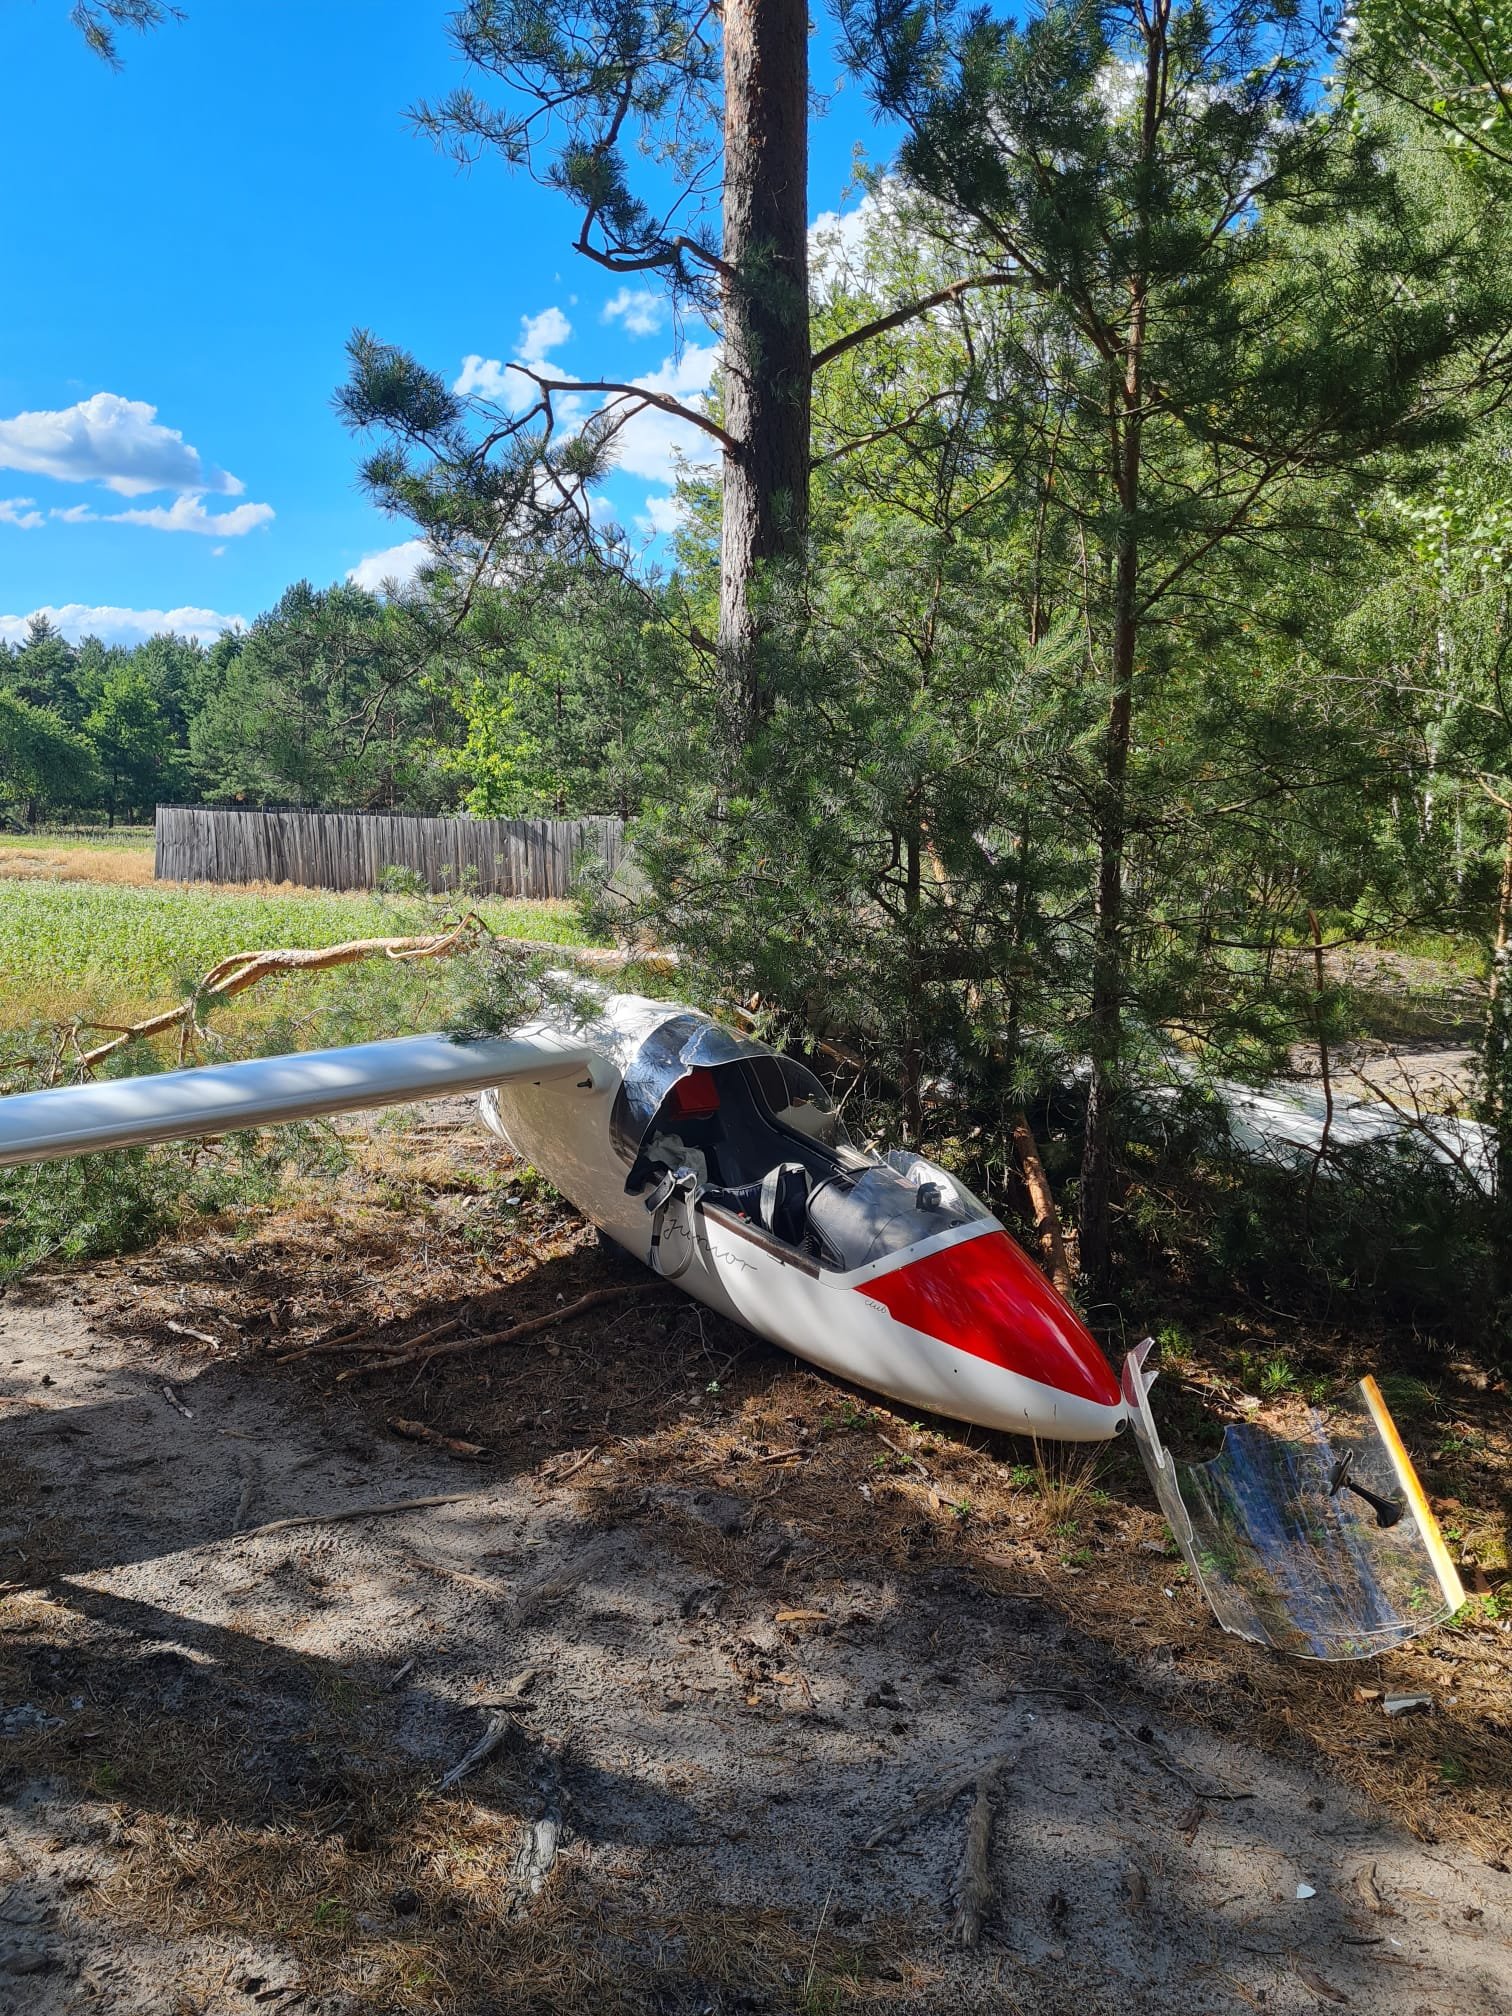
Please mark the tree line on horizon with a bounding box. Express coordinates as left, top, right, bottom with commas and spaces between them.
0, 565, 667, 825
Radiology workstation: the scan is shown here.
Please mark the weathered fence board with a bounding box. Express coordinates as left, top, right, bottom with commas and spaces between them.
154, 807, 625, 901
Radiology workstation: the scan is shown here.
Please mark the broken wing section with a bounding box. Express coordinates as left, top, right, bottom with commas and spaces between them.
0, 1030, 595, 1168
1121, 1341, 1464, 1660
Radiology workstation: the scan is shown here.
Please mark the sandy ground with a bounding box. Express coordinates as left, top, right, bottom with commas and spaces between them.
1289, 1044, 1480, 1112
1, 1111, 1509, 2014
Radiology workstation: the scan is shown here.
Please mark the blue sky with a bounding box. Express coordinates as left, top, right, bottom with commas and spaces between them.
0, 1, 880, 646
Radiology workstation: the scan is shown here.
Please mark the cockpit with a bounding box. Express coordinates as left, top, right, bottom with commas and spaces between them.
609, 1013, 991, 1274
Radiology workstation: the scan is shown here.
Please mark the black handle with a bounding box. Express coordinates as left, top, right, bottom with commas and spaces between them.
1328, 1450, 1404, 1529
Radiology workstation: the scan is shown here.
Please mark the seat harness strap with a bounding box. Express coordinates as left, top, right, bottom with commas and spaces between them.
644, 1165, 700, 1280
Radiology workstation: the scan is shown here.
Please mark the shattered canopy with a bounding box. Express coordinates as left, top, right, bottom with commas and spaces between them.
1122, 1342, 1464, 1660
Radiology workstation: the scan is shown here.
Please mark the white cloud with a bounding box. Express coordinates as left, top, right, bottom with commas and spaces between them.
346, 537, 432, 593
102, 494, 275, 537
809, 185, 924, 305
612, 342, 721, 485
602, 287, 666, 338
520, 305, 572, 359
453, 353, 512, 400
0, 497, 43, 530
451, 324, 717, 488
454, 304, 576, 412
0, 603, 244, 646
634, 492, 685, 542
810, 199, 872, 265
0, 392, 242, 497
808, 192, 891, 303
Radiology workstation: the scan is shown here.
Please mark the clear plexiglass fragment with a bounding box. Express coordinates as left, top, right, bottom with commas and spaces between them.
1121, 1341, 1464, 1660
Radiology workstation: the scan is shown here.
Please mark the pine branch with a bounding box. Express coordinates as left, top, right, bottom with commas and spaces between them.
811, 272, 1024, 373
503, 363, 737, 456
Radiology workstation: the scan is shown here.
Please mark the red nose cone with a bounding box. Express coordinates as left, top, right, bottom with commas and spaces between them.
859, 1230, 1120, 1408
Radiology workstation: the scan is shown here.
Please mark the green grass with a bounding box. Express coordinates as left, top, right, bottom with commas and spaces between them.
0, 880, 597, 1011
0, 825, 155, 852
0, 879, 611, 1277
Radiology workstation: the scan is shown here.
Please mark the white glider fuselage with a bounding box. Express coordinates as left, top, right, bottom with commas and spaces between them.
3, 993, 1463, 1660
489, 996, 1126, 1442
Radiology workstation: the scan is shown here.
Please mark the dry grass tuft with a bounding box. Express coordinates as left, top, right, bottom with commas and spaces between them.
0, 841, 157, 886
56, 1758, 895, 2013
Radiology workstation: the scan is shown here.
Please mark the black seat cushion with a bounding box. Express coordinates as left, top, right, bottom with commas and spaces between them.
761, 1162, 813, 1246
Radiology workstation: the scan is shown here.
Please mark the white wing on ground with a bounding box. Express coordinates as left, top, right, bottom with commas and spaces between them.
1213, 1077, 1494, 1193
0, 1031, 594, 1168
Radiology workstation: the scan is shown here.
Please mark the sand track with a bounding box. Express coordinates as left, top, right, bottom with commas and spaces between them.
2, 1267, 1508, 2015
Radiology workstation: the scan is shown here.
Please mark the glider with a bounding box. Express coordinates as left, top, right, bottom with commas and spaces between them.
0, 990, 1462, 1656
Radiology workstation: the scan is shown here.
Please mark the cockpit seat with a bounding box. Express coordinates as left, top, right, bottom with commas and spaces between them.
705, 1160, 813, 1247
762, 1161, 813, 1245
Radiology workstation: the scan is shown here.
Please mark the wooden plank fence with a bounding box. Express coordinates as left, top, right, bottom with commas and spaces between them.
155, 806, 626, 901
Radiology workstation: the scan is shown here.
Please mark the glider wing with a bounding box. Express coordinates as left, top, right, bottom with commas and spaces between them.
0, 1031, 594, 1168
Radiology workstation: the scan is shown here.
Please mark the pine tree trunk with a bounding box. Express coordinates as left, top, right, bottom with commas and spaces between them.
1077, 18, 1163, 1291
1485, 805, 1512, 1286
1077, 515, 1137, 1290
719, 0, 811, 717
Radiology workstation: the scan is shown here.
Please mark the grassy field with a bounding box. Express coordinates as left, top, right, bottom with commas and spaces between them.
0, 846, 600, 1040
0, 878, 591, 1006
0, 862, 609, 1274
0, 825, 158, 885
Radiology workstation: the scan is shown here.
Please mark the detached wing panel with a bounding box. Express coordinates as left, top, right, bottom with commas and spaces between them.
0, 1032, 595, 1168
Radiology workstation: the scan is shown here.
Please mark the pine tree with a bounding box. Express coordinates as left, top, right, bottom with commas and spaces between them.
338, 2, 1031, 726
69, 1, 180, 67
842, 0, 1512, 1284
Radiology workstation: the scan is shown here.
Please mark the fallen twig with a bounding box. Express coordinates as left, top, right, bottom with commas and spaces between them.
166, 1319, 222, 1350
511, 1536, 615, 1625
388, 1416, 487, 1460
952, 1764, 1004, 1948
865, 1750, 1012, 1942
336, 1283, 667, 1379
275, 1323, 368, 1361
160, 1383, 193, 1421
541, 1442, 601, 1484
876, 1432, 930, 1476
278, 1327, 442, 1367
439, 1712, 515, 1791
864, 1760, 995, 1850
509, 1739, 567, 1904
236, 1492, 472, 1540
409, 1554, 509, 1599
483, 1667, 540, 1710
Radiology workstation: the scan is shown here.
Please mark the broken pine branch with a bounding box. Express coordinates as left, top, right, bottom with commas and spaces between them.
57, 913, 492, 1080
439, 1712, 515, 1791
952, 1764, 1004, 1948
388, 1416, 488, 1460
